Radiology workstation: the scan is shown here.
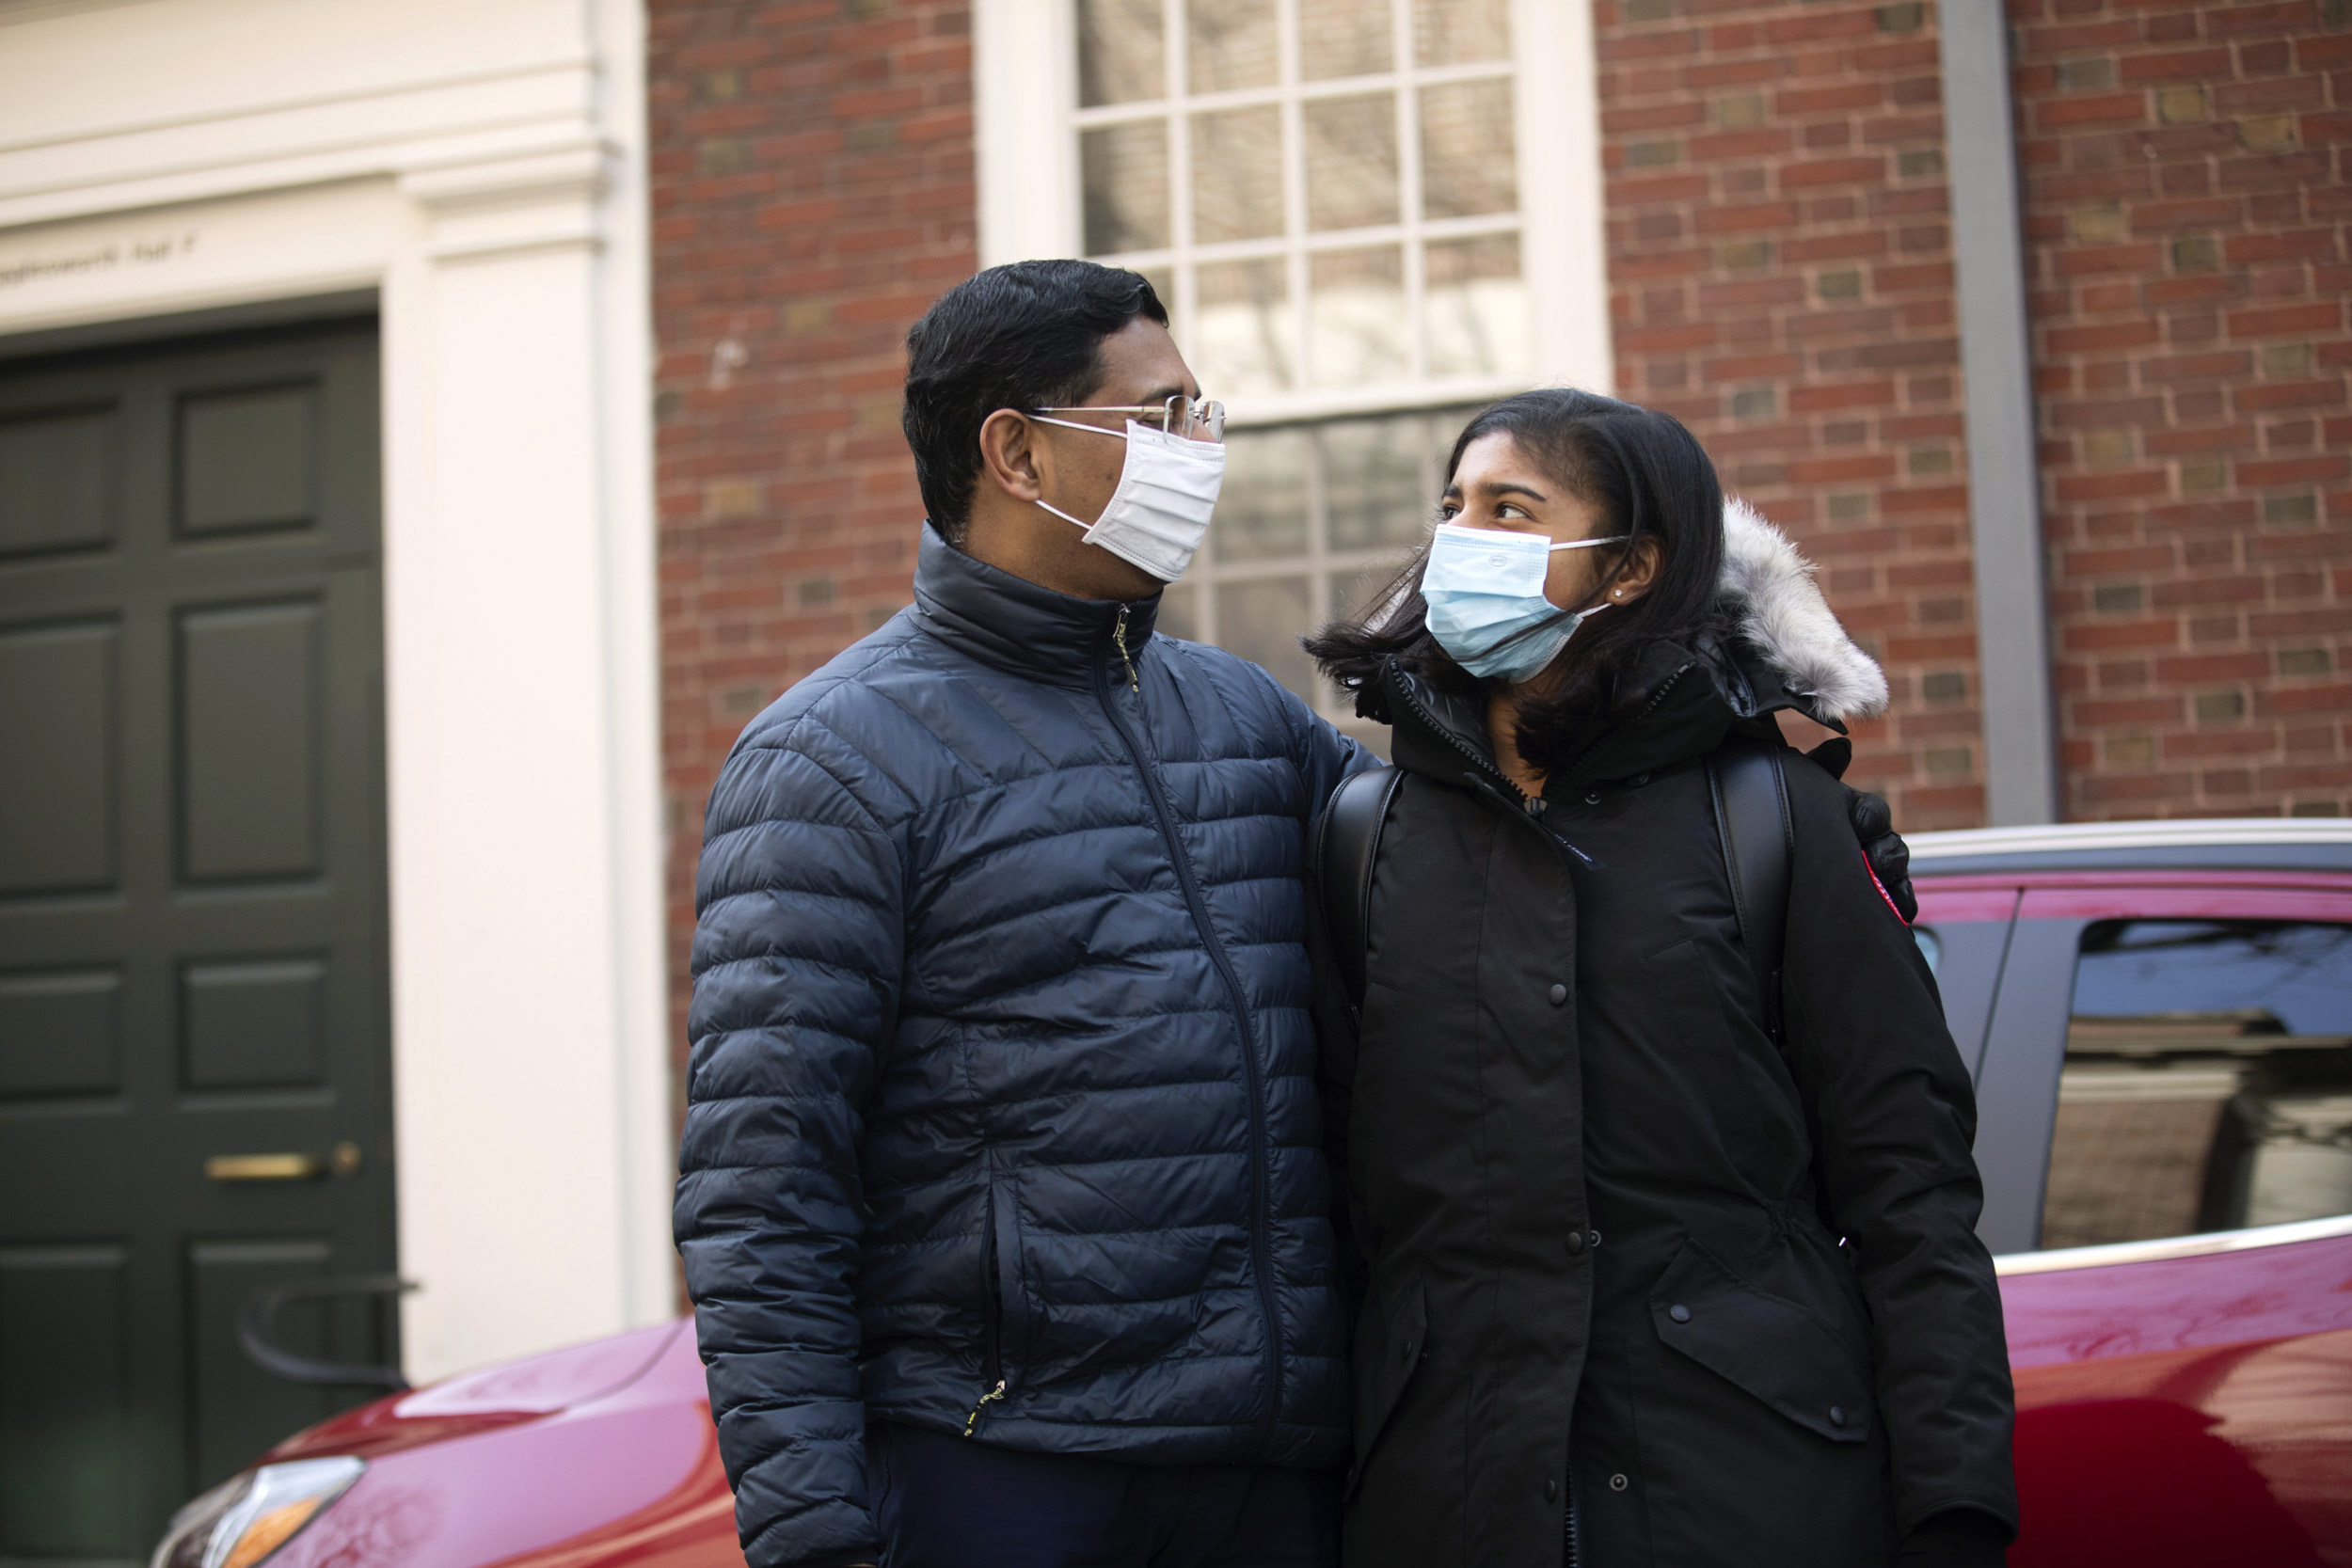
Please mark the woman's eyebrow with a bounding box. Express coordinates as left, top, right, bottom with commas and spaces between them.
1475, 480, 1549, 503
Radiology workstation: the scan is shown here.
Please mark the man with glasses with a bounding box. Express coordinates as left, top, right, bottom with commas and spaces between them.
676, 260, 1367, 1568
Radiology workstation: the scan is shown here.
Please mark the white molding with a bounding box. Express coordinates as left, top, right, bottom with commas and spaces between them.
1994, 1212, 2352, 1276
973, 0, 1080, 266
1517, 0, 1613, 394
1909, 816, 2352, 862
0, 0, 672, 1384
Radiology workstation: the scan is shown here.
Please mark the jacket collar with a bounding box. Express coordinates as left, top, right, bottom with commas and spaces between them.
912, 522, 1161, 690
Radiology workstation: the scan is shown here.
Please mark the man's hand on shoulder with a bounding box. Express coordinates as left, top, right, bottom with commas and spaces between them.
1844, 784, 1916, 924
1800, 736, 1918, 924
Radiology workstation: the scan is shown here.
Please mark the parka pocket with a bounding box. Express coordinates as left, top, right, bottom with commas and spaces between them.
1347, 1273, 1427, 1497
987, 1175, 1026, 1378
1647, 1238, 1872, 1444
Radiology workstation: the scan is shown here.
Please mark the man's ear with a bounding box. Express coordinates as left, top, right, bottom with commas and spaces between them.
977, 408, 1044, 503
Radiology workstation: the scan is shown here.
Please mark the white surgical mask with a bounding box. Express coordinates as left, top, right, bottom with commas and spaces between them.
1032, 417, 1227, 583
1421, 522, 1629, 684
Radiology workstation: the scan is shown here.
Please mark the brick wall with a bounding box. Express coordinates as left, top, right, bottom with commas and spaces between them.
1594, 0, 1990, 830
2013, 0, 2351, 819
648, 0, 976, 1095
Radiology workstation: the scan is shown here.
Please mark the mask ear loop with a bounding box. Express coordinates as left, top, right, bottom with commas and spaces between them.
1025, 412, 1132, 531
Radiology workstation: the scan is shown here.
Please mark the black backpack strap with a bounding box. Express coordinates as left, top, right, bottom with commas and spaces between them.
1706, 737, 1795, 1041
1311, 765, 1403, 1012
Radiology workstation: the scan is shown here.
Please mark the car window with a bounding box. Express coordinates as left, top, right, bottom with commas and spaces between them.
2042, 919, 2352, 1250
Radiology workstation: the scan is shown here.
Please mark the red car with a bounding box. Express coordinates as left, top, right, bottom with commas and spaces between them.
155, 818, 2352, 1568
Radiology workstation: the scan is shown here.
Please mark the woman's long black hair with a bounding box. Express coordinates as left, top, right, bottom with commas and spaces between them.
1305, 388, 1729, 772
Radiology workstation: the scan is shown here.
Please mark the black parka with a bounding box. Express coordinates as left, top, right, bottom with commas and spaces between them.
1317, 567, 2017, 1567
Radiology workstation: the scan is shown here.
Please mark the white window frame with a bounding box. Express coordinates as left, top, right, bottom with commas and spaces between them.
972, 0, 1615, 426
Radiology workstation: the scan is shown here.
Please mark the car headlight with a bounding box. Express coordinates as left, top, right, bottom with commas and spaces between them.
149, 1457, 365, 1568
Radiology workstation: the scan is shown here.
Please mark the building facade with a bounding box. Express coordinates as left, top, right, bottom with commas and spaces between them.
0, 0, 2343, 1556
644, 0, 2351, 1349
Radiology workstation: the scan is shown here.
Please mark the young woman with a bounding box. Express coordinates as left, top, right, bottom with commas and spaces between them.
1306, 390, 2016, 1568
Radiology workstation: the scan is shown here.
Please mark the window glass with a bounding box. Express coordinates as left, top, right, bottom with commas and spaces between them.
1159, 405, 1474, 727
1073, 0, 1525, 397
1912, 926, 1941, 976
2042, 920, 2352, 1250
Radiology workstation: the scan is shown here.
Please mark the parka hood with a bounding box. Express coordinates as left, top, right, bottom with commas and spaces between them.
1718, 497, 1888, 723
1377, 499, 1884, 797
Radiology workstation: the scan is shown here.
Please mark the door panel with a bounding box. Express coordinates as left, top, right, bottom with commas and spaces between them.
1990, 879, 2352, 1562
0, 618, 117, 895
0, 405, 115, 559
179, 599, 322, 882
0, 1244, 136, 1560
177, 385, 315, 538
0, 320, 389, 1561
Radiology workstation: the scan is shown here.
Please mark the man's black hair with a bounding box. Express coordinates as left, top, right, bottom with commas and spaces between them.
901, 260, 1168, 544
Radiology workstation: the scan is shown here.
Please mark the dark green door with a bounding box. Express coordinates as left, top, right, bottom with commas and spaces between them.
0, 320, 394, 1563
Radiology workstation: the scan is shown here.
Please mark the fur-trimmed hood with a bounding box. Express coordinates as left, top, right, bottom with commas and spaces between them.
1719, 497, 1887, 722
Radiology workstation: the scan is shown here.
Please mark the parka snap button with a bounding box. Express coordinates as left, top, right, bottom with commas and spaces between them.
1583, 792, 1601, 805
1544, 1479, 1559, 1501
1829, 1405, 1846, 1427
1565, 1229, 1586, 1255
1668, 1304, 1692, 1323
1548, 983, 1568, 1006
1610, 1474, 1629, 1492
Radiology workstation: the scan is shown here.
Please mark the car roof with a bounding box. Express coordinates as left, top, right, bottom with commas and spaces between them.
1907, 816, 2352, 877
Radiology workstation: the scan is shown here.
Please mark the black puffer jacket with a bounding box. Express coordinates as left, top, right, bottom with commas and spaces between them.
678, 527, 1368, 1568
1317, 513, 2017, 1568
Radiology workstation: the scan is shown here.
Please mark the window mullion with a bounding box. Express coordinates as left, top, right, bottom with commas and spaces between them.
1276, 0, 1308, 399
1395, 0, 1426, 385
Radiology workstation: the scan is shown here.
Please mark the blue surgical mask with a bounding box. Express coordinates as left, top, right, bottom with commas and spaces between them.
1422, 522, 1630, 684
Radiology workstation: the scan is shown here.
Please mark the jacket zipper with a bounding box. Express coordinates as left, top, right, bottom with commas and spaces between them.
1094, 610, 1285, 1455
963, 1379, 1008, 1436
968, 1173, 1022, 1435
1564, 1467, 1581, 1568
1387, 672, 1520, 801
1113, 604, 1140, 691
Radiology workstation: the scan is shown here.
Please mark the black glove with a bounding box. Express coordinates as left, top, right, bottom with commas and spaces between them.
1844, 783, 1916, 925
1895, 1508, 2011, 1568
1800, 736, 1917, 924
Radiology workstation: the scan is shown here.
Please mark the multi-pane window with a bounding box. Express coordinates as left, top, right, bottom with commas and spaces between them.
2041, 920, 2352, 1250
1071, 0, 1538, 724
1075, 0, 1530, 400
976, 0, 1606, 724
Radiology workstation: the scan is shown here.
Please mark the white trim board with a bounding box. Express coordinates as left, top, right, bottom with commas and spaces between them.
0, 0, 673, 1386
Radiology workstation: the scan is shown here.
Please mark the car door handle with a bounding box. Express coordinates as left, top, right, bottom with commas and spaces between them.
204, 1142, 362, 1183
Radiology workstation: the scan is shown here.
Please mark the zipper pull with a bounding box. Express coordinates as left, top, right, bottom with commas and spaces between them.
1524, 796, 1548, 818
1113, 605, 1139, 692
962, 1379, 1009, 1437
